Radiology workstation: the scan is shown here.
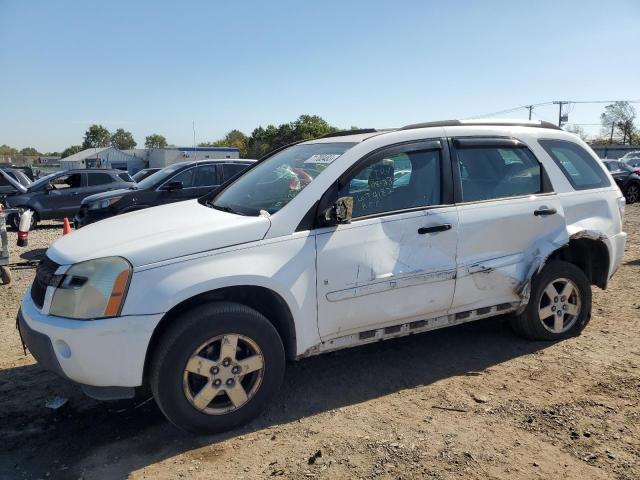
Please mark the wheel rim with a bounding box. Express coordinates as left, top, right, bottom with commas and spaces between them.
182, 334, 264, 415
627, 185, 638, 203
538, 277, 581, 334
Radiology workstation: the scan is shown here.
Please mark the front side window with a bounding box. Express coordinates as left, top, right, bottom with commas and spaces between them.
52, 173, 82, 190
338, 149, 441, 218
169, 168, 196, 188
457, 147, 542, 202
212, 142, 356, 215
539, 139, 610, 190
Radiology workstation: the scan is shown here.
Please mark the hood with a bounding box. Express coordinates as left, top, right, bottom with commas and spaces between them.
82, 188, 133, 204
47, 200, 271, 267
0, 170, 28, 194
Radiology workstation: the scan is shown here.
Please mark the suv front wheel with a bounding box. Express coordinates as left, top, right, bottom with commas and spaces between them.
512, 260, 592, 340
150, 302, 285, 434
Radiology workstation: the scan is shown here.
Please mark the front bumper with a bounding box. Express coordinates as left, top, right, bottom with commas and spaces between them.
74, 206, 111, 228
18, 290, 164, 390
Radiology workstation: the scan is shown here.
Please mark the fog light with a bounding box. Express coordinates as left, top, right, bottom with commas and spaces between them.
54, 339, 72, 359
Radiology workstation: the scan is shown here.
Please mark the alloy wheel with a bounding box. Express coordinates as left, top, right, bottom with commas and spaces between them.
538, 278, 581, 334
182, 334, 264, 415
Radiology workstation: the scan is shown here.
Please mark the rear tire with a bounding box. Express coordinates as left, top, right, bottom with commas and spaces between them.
150, 301, 285, 434
625, 183, 639, 204
512, 260, 591, 341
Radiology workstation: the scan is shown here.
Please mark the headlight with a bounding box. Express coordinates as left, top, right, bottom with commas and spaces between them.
88, 196, 122, 210
49, 257, 132, 319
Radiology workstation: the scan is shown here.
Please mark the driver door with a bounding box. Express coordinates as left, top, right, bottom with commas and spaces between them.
42, 172, 86, 218
315, 140, 459, 340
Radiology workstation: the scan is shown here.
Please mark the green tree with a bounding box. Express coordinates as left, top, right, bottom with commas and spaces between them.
600, 101, 637, 144
110, 128, 137, 150
61, 145, 83, 158
82, 124, 111, 148
0, 144, 18, 155
246, 115, 339, 158
564, 125, 588, 141
199, 129, 248, 157
43, 151, 61, 157
19, 147, 42, 156
145, 134, 168, 148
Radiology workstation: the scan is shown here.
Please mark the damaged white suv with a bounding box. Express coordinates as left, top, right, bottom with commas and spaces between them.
18, 120, 626, 433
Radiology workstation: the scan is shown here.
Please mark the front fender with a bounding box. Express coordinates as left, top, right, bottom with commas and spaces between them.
122, 233, 320, 355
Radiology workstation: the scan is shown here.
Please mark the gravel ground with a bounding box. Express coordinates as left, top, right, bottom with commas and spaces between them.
0, 208, 639, 480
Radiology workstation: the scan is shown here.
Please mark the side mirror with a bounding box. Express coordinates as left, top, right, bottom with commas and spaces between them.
161, 181, 183, 191
323, 196, 353, 225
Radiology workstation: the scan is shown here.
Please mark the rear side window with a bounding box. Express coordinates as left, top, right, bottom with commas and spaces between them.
88, 172, 114, 186
456, 146, 542, 202
194, 165, 218, 187
222, 163, 248, 182
539, 140, 610, 190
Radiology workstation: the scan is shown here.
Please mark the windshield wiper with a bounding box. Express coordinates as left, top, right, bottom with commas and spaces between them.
208, 202, 244, 216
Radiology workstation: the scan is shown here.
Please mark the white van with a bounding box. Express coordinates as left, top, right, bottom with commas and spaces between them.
18, 120, 627, 433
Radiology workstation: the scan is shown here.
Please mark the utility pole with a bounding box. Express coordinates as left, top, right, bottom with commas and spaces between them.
527, 105, 534, 120
553, 101, 567, 127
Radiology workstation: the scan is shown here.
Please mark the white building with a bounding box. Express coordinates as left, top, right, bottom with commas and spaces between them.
126, 146, 240, 169
59, 147, 143, 172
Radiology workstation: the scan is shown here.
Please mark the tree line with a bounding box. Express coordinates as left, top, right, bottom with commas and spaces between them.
3, 104, 638, 161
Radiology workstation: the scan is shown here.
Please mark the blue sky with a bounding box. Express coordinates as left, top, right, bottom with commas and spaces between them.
1, 0, 638, 152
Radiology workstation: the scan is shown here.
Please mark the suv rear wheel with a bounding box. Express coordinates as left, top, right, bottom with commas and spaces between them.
625, 183, 639, 204
150, 302, 285, 434
512, 260, 591, 340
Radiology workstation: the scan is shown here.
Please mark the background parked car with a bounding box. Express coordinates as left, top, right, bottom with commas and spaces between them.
132, 167, 162, 182
621, 156, 640, 175
3, 169, 134, 229
0, 164, 37, 181
0, 168, 31, 196
603, 160, 640, 203
75, 159, 255, 227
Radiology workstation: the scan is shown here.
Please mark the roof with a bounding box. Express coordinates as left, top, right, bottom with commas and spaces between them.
304, 119, 563, 144
60, 147, 112, 163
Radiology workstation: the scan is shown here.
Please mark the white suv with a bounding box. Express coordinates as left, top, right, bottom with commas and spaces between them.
17, 120, 627, 433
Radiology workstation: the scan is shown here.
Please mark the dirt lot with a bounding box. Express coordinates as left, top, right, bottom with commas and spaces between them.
0, 208, 639, 480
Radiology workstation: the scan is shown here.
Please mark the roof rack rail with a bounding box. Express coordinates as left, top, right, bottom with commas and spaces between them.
400, 119, 562, 131
320, 128, 378, 138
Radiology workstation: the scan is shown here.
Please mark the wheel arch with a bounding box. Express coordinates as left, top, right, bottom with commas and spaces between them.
142, 285, 297, 382
547, 234, 610, 289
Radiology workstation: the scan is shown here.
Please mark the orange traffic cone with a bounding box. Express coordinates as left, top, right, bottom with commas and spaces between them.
63, 217, 72, 235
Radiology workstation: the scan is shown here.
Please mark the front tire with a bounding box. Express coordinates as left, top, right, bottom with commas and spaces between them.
512, 260, 591, 341
150, 302, 285, 434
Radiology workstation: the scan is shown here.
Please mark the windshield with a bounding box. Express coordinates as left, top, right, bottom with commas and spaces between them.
211, 142, 356, 215
28, 172, 60, 191
135, 164, 185, 189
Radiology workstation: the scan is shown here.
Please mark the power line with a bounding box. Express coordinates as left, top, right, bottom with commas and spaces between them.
469, 99, 640, 120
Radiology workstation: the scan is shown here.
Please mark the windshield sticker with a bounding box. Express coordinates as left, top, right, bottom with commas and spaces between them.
304, 154, 340, 165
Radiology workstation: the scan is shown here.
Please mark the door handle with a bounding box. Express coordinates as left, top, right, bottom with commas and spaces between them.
418, 224, 452, 234
534, 207, 557, 216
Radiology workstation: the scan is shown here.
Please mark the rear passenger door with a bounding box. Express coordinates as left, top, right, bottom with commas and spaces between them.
450, 138, 567, 313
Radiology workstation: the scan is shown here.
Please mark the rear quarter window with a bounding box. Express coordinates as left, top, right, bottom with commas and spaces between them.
539, 139, 610, 190
118, 172, 133, 182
